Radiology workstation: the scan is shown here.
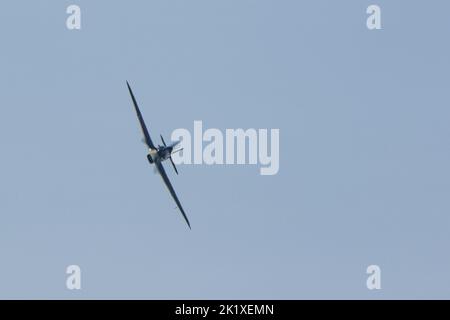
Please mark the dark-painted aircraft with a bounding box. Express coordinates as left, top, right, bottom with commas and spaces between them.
126, 81, 191, 229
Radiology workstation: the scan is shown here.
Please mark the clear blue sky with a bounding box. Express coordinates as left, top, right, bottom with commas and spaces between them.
0, 0, 449, 299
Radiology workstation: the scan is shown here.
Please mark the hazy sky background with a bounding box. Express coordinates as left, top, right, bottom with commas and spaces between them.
0, 1, 449, 299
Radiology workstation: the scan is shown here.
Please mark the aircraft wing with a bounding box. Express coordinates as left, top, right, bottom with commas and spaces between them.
155, 159, 191, 229
126, 81, 156, 149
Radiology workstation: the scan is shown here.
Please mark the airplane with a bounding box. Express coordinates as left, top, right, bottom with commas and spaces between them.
126, 81, 191, 229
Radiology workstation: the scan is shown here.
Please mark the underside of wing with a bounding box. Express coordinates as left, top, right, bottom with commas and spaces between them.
126, 81, 156, 149
155, 160, 191, 229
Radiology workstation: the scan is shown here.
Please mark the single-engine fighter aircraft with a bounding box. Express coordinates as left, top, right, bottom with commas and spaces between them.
126, 81, 191, 229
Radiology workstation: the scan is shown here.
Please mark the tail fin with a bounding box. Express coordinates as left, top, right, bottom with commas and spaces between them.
161, 134, 179, 175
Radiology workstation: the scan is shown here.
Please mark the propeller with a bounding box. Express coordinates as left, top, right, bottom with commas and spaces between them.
160, 135, 179, 175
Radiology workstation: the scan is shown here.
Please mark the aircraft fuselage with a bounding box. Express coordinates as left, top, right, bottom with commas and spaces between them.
146, 142, 179, 164
158, 146, 173, 161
